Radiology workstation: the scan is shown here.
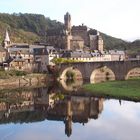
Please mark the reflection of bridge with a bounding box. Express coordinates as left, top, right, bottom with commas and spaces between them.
58, 60, 140, 81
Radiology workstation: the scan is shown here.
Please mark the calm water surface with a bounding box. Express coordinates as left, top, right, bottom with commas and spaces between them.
0, 81, 140, 140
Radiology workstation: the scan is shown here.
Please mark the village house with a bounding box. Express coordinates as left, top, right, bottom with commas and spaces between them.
0, 45, 9, 63
0, 91, 34, 118
61, 50, 111, 62
108, 50, 125, 61
33, 45, 59, 72
7, 44, 36, 72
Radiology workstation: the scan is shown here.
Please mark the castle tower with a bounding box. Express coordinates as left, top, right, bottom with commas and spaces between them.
65, 100, 72, 137
89, 30, 104, 52
89, 34, 98, 50
97, 32, 104, 52
4, 29, 11, 48
64, 12, 71, 34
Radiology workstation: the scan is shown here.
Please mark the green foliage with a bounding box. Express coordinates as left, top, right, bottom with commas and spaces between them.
101, 33, 140, 54
0, 13, 63, 44
12, 70, 27, 76
0, 70, 28, 79
66, 79, 75, 86
51, 93, 64, 100
101, 32, 129, 50
52, 58, 82, 64
84, 79, 140, 101
66, 70, 75, 79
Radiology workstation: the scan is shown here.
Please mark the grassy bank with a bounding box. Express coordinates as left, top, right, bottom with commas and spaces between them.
83, 79, 140, 101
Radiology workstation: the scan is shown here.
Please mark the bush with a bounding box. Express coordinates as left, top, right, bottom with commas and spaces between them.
66, 70, 75, 79
0, 70, 28, 79
14, 70, 27, 76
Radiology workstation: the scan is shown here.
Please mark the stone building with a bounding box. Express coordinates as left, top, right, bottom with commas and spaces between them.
33, 46, 59, 72
8, 44, 35, 71
46, 12, 104, 52
0, 45, 9, 63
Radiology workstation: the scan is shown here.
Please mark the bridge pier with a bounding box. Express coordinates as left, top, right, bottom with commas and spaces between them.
83, 78, 91, 84
115, 75, 125, 81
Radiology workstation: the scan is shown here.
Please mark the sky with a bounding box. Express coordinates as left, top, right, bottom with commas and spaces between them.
0, 0, 140, 41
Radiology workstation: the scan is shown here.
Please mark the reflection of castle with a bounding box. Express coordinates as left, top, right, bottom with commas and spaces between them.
45, 96, 104, 137
46, 12, 104, 52
0, 86, 104, 137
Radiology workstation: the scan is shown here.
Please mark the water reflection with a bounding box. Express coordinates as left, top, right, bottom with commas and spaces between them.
0, 86, 104, 137
59, 74, 114, 92
0, 81, 140, 140
59, 78, 83, 91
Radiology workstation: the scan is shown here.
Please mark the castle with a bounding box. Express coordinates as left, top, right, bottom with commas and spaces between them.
46, 12, 104, 52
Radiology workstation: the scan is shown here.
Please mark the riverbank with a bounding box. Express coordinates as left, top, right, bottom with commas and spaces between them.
0, 73, 48, 90
83, 79, 140, 102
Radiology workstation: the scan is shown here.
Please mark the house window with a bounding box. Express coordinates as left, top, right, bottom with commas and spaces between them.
28, 59, 30, 63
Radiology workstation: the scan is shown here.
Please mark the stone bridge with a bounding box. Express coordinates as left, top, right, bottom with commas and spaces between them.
58, 60, 140, 81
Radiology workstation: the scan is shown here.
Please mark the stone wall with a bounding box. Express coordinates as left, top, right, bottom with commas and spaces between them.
0, 74, 47, 90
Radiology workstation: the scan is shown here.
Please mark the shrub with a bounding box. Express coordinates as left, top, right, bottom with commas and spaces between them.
66, 70, 75, 79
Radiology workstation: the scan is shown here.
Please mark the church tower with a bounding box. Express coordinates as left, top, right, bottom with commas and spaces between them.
64, 12, 71, 34
4, 29, 11, 49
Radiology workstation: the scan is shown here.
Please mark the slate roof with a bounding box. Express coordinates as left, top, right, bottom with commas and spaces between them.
33, 46, 57, 55
109, 50, 125, 55
61, 51, 95, 58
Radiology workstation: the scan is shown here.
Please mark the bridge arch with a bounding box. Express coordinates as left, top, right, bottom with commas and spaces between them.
90, 66, 115, 83
125, 67, 140, 79
59, 79, 83, 91
59, 67, 83, 80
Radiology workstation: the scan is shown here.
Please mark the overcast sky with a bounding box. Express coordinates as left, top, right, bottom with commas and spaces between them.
0, 0, 140, 41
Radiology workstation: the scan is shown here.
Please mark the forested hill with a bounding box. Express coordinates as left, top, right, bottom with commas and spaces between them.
0, 13, 139, 52
0, 13, 63, 43
101, 33, 129, 50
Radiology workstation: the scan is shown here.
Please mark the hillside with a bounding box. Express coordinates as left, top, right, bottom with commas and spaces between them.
128, 40, 140, 53
101, 33, 129, 50
0, 13, 139, 52
0, 13, 63, 44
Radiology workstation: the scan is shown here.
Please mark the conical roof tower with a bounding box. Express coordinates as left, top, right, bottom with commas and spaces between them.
4, 29, 11, 48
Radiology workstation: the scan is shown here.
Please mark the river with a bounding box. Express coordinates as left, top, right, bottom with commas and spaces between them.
0, 80, 139, 140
